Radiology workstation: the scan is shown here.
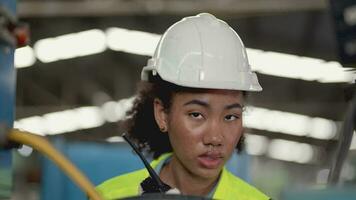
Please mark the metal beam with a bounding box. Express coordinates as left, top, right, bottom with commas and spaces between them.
18, 0, 327, 18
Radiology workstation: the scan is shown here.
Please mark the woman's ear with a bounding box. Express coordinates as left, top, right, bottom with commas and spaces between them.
153, 98, 168, 132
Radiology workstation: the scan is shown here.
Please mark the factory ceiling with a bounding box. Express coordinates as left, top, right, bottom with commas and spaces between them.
13, 0, 355, 165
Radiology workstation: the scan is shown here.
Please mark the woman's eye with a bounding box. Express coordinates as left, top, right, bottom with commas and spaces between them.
189, 112, 203, 119
225, 115, 239, 121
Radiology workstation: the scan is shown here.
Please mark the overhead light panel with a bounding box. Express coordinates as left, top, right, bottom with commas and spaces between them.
245, 133, 317, 164
101, 97, 135, 122
106, 27, 160, 56
245, 134, 269, 156
42, 110, 82, 135
267, 139, 315, 163
244, 106, 338, 140
14, 98, 133, 135
106, 136, 124, 143
34, 29, 106, 63
14, 46, 36, 68
75, 107, 105, 130
14, 116, 46, 136
247, 49, 354, 83
15, 107, 105, 135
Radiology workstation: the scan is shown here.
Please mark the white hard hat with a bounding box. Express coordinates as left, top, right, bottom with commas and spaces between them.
141, 13, 262, 92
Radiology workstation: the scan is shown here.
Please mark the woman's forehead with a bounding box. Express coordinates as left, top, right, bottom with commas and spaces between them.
176, 88, 243, 96
172, 89, 244, 103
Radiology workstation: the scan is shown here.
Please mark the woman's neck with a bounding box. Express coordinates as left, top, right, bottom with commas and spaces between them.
159, 154, 220, 196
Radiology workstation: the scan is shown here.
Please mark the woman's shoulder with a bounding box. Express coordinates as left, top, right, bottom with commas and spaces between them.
96, 168, 148, 200
213, 168, 270, 200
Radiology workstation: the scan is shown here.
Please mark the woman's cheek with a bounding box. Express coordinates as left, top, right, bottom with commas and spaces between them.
182, 118, 205, 135
226, 125, 242, 145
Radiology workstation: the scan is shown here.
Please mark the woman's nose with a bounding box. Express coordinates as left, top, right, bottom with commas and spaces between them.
202, 120, 223, 147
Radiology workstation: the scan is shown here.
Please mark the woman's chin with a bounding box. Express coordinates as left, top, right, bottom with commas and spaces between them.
193, 166, 222, 180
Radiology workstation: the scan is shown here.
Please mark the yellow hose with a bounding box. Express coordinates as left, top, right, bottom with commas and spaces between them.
7, 129, 103, 200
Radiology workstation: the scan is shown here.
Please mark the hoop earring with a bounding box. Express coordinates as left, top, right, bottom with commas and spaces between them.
160, 127, 167, 132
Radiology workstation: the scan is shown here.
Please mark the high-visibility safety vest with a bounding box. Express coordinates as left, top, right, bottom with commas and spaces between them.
96, 153, 270, 200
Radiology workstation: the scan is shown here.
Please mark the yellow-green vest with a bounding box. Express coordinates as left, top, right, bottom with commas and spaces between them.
96, 153, 269, 200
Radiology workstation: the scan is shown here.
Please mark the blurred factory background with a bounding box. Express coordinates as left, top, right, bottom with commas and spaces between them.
1, 0, 356, 200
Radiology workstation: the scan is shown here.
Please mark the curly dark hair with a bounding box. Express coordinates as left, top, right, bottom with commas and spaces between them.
124, 74, 245, 159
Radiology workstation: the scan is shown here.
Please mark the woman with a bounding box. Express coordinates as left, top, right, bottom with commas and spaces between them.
97, 13, 269, 200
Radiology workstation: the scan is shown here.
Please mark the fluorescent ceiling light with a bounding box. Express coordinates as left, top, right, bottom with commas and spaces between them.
34, 29, 106, 63
101, 101, 121, 122
106, 136, 124, 143
14, 116, 46, 136
14, 98, 133, 135
245, 133, 317, 164
267, 139, 314, 163
15, 46, 36, 68
243, 106, 338, 140
247, 49, 354, 83
101, 97, 135, 122
245, 134, 269, 156
14, 107, 105, 135
75, 107, 105, 129
106, 27, 160, 56
42, 110, 83, 135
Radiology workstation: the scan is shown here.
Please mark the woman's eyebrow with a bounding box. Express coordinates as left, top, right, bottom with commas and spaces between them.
183, 100, 243, 110
225, 103, 243, 110
183, 99, 209, 107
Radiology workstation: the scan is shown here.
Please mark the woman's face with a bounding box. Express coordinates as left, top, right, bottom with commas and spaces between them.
154, 89, 244, 180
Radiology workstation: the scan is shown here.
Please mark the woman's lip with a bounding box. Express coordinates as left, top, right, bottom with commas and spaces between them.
197, 154, 223, 169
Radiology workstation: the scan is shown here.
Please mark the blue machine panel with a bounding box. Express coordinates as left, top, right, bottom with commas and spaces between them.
0, 0, 16, 198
